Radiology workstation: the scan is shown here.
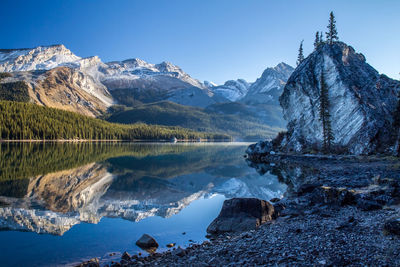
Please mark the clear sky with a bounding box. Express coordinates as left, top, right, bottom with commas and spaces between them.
1, 0, 399, 84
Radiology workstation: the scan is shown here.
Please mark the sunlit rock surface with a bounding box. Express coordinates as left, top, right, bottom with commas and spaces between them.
279, 42, 400, 154
0, 45, 225, 109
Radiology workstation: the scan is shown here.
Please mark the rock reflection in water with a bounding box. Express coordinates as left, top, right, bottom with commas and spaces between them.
0, 143, 287, 236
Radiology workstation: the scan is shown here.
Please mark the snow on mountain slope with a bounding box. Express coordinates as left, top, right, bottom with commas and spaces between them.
98, 59, 206, 90
242, 62, 294, 105
209, 79, 250, 101
0, 45, 101, 72
0, 45, 223, 108
204, 80, 218, 88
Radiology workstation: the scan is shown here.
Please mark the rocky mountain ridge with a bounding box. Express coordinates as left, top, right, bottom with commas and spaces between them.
242, 62, 294, 105
0, 44, 294, 130
0, 45, 224, 112
209, 79, 251, 101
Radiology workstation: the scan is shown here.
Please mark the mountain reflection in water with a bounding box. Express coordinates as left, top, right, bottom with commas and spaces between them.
0, 142, 286, 266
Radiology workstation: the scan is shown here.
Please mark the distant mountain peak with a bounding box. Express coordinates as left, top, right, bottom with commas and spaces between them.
274, 62, 294, 72
241, 62, 294, 105
210, 79, 250, 102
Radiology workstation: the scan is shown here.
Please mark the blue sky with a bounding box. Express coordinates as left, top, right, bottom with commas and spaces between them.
1, 0, 399, 84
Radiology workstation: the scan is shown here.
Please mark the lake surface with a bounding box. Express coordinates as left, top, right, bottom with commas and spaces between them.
0, 142, 287, 266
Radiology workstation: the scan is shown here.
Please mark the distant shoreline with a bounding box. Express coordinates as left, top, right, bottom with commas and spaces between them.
0, 138, 233, 143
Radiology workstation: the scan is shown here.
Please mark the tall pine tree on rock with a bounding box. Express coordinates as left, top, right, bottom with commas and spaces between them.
326, 12, 338, 45
314, 32, 320, 49
297, 40, 305, 66
319, 73, 334, 152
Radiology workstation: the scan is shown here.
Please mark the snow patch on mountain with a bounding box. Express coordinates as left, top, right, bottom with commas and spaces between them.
209, 79, 251, 101
242, 62, 294, 105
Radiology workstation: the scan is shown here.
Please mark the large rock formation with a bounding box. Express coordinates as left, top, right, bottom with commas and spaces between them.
279, 42, 400, 154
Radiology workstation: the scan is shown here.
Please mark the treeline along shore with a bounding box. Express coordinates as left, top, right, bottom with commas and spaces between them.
0, 101, 230, 141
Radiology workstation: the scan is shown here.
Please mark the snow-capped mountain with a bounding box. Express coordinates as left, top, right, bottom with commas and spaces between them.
0, 45, 82, 72
0, 45, 227, 112
209, 79, 250, 101
242, 62, 294, 105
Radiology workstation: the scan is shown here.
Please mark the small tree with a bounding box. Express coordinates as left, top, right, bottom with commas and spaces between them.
297, 40, 305, 66
319, 73, 334, 152
314, 31, 320, 49
326, 11, 338, 45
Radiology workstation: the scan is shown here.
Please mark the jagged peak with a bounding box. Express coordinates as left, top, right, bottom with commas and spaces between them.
274, 62, 294, 72
155, 61, 183, 73
259, 62, 294, 80
121, 58, 148, 64
224, 79, 248, 87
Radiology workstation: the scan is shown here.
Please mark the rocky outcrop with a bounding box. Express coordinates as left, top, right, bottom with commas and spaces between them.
279, 42, 400, 154
207, 198, 275, 234
245, 140, 273, 156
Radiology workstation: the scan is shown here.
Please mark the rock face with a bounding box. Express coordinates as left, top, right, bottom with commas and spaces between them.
245, 141, 273, 155
279, 42, 400, 154
207, 198, 275, 234
2, 67, 113, 117
242, 62, 294, 105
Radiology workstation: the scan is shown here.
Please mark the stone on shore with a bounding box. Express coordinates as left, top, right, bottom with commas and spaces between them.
136, 234, 159, 250
76, 258, 99, 267
207, 198, 275, 235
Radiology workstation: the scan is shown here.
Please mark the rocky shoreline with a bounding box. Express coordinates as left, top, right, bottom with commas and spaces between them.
79, 153, 400, 266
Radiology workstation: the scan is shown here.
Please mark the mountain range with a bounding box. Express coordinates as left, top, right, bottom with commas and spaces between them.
0, 44, 293, 139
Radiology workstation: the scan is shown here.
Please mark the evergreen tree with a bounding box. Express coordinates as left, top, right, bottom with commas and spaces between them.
319, 73, 334, 152
297, 40, 305, 66
326, 11, 338, 45
314, 32, 319, 49
314, 32, 320, 49
320, 32, 324, 43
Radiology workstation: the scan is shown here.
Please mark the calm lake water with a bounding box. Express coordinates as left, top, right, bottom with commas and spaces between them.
0, 142, 287, 266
